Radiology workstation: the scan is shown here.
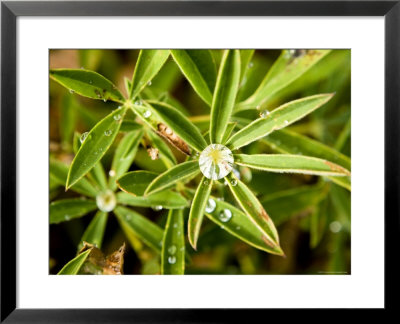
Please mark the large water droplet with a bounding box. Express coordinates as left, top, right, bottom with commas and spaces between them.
199, 144, 234, 180
168, 256, 176, 264
219, 209, 232, 222
96, 189, 116, 212
143, 110, 151, 118
80, 132, 90, 144
205, 198, 216, 213
104, 130, 112, 136
168, 245, 177, 254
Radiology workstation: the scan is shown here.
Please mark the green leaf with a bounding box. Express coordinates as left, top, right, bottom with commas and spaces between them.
146, 129, 177, 168
109, 129, 144, 190
210, 50, 241, 144
310, 197, 328, 248
78, 211, 108, 250
171, 49, 216, 106
66, 106, 127, 189
58, 248, 92, 275
261, 128, 351, 190
120, 120, 143, 132
89, 162, 108, 191
145, 100, 207, 152
260, 184, 328, 226
188, 177, 212, 249
236, 49, 331, 111
161, 209, 185, 274
221, 122, 237, 145
234, 154, 350, 176
114, 206, 164, 252
50, 199, 97, 224
117, 191, 188, 209
145, 160, 200, 196
239, 49, 255, 82
205, 197, 282, 254
129, 50, 170, 99
60, 94, 77, 148
227, 93, 333, 150
117, 171, 158, 196
50, 159, 98, 198
225, 173, 282, 254
50, 69, 125, 103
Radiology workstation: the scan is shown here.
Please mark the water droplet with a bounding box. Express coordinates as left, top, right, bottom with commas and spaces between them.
126, 214, 131, 221
69, 89, 74, 94
152, 205, 163, 211
194, 152, 200, 158
329, 221, 342, 233
180, 247, 185, 252
168, 256, 176, 264
109, 169, 116, 177
80, 66, 85, 70
260, 110, 270, 118
134, 100, 142, 106
203, 180, 209, 186
248, 61, 254, 68
104, 130, 112, 136
113, 114, 121, 121
236, 226, 241, 230
103, 98, 107, 103
173, 223, 178, 228
230, 179, 238, 186
89, 80, 93, 84
96, 189, 116, 212
147, 80, 152, 86
284, 120, 289, 125
80, 132, 90, 143
219, 209, 232, 222
205, 198, 216, 213
168, 245, 177, 254
65, 214, 70, 221
256, 105, 261, 110
199, 144, 234, 180
177, 231, 181, 235
143, 110, 151, 118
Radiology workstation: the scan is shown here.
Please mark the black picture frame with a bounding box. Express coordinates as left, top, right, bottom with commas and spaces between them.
1, 0, 399, 322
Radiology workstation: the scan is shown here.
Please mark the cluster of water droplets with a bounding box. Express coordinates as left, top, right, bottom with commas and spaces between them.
205, 198, 233, 224
167, 243, 177, 264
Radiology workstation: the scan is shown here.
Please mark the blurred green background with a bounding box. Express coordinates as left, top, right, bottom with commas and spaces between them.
50, 49, 351, 274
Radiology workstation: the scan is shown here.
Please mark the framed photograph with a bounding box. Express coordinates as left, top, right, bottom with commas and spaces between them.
1, 0, 398, 321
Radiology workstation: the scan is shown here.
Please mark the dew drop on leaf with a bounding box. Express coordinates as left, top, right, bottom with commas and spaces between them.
219, 209, 232, 223
230, 179, 238, 186
248, 61, 254, 68
152, 205, 162, 211
168, 256, 176, 264
205, 198, 216, 213
80, 132, 90, 144
135, 100, 142, 106
109, 169, 116, 177
284, 120, 289, 125
168, 245, 176, 254
96, 189, 116, 212
147, 80, 152, 86
259, 110, 270, 118
69, 89, 74, 94
143, 110, 152, 118
104, 130, 112, 137
113, 114, 121, 121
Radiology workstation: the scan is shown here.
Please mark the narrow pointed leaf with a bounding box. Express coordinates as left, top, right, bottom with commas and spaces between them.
171, 49, 216, 106
109, 129, 144, 190
221, 122, 237, 145
310, 197, 328, 248
66, 106, 127, 189
117, 191, 188, 209
188, 177, 212, 249
120, 120, 143, 132
58, 249, 92, 275
89, 162, 108, 190
210, 50, 241, 143
205, 197, 283, 255
78, 211, 108, 250
145, 100, 207, 152
227, 93, 333, 150
117, 171, 158, 196
261, 128, 351, 190
50, 69, 125, 103
129, 50, 170, 99
161, 209, 185, 274
234, 154, 350, 176
50, 159, 98, 197
236, 50, 331, 111
114, 206, 164, 252
50, 199, 97, 224
145, 160, 200, 196
226, 173, 281, 251
239, 49, 255, 81
147, 129, 177, 168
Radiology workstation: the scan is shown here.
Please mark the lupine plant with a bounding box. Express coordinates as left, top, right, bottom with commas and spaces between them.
49, 49, 351, 275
